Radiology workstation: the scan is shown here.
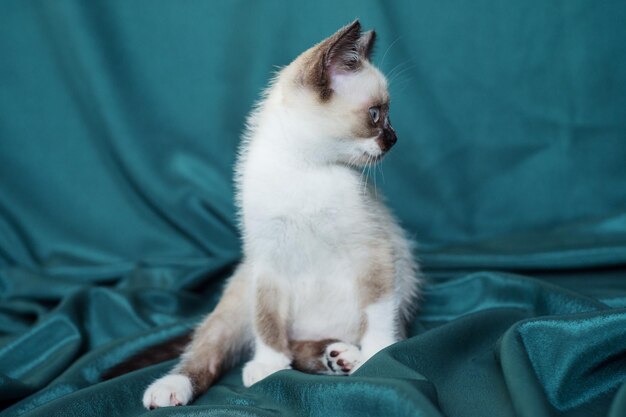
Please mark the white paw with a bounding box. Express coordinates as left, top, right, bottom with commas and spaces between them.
142, 374, 193, 409
324, 342, 363, 375
242, 360, 290, 387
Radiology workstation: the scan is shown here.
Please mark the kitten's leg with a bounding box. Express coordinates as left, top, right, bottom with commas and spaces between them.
142, 266, 252, 409
357, 296, 399, 370
290, 339, 364, 375
242, 278, 292, 387
354, 249, 400, 372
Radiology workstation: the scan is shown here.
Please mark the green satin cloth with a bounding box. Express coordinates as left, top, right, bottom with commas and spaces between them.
1, 1, 626, 416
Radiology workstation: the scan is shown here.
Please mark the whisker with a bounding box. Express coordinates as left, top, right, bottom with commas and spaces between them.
369, 155, 374, 197
390, 76, 414, 91
363, 154, 372, 195
372, 157, 378, 200
388, 64, 416, 87
359, 156, 368, 193
347, 154, 358, 169
379, 36, 403, 69
386, 61, 408, 81
387, 60, 415, 79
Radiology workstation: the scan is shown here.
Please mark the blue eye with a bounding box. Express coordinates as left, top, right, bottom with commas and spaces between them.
369, 106, 380, 124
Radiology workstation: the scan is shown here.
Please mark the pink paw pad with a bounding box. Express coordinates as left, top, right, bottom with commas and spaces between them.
324, 342, 363, 375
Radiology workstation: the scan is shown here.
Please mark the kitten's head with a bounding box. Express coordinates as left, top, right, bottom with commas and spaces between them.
277, 20, 396, 166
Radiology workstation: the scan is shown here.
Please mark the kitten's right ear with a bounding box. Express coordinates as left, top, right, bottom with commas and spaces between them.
305, 20, 364, 101
358, 30, 376, 61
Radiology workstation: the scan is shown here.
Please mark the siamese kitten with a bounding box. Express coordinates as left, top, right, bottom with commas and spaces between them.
142, 20, 420, 409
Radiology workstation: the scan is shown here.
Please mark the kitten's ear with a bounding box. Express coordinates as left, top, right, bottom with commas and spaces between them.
358, 30, 376, 61
324, 20, 363, 73
304, 20, 365, 100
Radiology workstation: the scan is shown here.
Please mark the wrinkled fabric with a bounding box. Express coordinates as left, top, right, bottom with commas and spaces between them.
1, 1, 626, 416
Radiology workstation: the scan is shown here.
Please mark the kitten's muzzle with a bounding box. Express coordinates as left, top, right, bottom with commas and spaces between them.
378, 117, 397, 152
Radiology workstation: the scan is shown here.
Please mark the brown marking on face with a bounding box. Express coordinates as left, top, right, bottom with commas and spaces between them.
352, 115, 380, 139
255, 280, 290, 354
289, 338, 340, 373
376, 123, 397, 152
351, 101, 390, 139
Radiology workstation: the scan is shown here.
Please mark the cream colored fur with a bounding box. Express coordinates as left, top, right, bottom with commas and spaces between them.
143, 21, 420, 409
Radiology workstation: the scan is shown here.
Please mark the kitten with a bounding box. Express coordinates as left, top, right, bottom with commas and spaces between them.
141, 20, 421, 409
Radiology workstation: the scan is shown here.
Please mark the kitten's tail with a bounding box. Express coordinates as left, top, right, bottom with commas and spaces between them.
104, 265, 253, 398
102, 333, 192, 380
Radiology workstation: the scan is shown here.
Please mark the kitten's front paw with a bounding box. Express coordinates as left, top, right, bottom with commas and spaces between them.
242, 360, 290, 387
142, 374, 193, 409
324, 342, 363, 375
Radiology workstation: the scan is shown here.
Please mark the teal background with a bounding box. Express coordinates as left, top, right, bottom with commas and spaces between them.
1, 1, 626, 416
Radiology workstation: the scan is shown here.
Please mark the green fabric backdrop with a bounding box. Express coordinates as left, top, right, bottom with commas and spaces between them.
1, 1, 626, 416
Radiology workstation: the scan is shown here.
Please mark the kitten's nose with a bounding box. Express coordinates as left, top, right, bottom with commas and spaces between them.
381, 117, 397, 150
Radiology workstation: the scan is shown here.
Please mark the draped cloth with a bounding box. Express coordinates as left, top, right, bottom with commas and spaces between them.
1, 1, 625, 416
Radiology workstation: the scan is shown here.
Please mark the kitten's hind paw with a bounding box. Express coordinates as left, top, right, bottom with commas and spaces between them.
324, 342, 363, 375
142, 374, 192, 409
242, 359, 291, 387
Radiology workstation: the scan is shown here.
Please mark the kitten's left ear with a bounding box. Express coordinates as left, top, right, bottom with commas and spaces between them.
305, 20, 372, 100
324, 20, 363, 73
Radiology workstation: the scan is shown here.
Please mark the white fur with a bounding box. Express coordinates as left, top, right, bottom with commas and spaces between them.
142, 374, 193, 409
242, 340, 291, 387
235, 57, 420, 381
360, 297, 399, 360
324, 342, 364, 374
142, 29, 421, 408
143, 32, 419, 408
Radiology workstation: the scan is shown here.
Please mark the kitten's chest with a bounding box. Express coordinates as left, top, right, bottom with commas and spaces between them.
243, 167, 372, 267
